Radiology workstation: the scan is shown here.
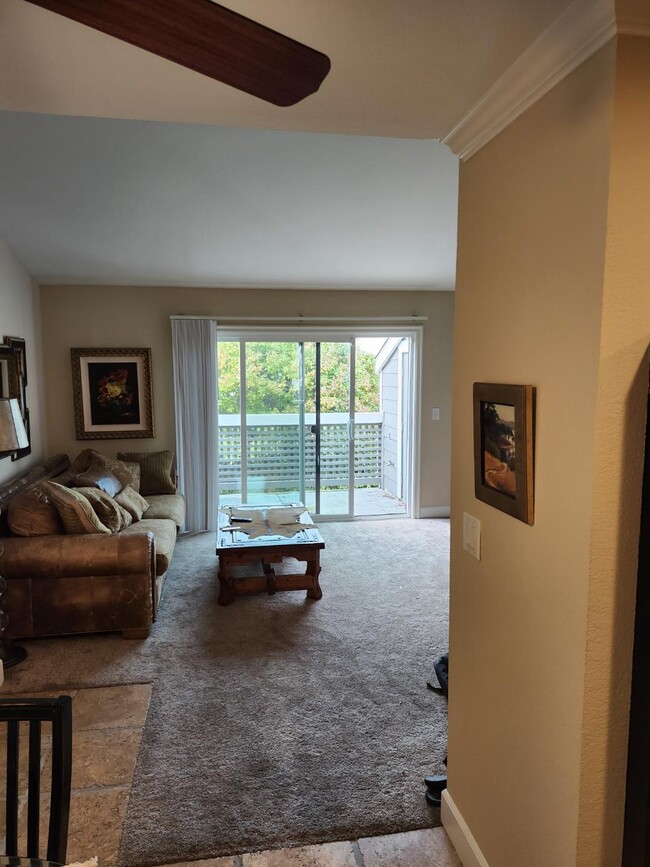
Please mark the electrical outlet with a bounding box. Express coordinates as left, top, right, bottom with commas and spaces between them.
432, 407, 440, 420
462, 512, 481, 560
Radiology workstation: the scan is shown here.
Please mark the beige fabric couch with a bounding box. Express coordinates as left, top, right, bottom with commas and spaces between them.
0, 453, 185, 640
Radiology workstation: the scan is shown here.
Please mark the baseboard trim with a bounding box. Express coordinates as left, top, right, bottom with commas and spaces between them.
419, 506, 450, 518
441, 790, 490, 867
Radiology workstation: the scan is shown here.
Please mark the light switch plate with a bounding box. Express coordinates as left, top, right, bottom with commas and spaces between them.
432, 407, 440, 420
462, 512, 481, 560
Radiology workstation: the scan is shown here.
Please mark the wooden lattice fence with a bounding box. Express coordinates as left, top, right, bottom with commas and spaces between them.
218, 413, 382, 492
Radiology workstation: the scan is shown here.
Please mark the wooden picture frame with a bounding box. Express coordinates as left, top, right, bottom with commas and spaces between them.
473, 382, 535, 524
0, 336, 31, 461
71, 348, 154, 440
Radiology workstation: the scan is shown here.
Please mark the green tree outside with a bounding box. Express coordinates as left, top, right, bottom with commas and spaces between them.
217, 342, 380, 414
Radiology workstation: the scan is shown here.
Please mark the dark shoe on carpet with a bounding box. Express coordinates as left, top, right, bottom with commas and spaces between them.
424, 774, 447, 792
425, 789, 442, 807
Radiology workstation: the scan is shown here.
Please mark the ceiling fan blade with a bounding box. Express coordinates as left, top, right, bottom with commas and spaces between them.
23, 0, 331, 106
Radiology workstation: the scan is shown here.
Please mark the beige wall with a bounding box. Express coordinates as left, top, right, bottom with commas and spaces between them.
0, 235, 46, 482
578, 35, 650, 866
40, 287, 454, 512
448, 43, 616, 866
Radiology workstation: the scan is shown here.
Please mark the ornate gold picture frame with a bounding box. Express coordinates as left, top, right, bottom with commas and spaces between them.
71, 348, 154, 440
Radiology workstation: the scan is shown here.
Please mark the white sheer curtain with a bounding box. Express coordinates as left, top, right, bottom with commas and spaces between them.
171, 318, 218, 532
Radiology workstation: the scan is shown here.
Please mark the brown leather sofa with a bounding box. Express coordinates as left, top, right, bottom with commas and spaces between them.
0, 454, 184, 640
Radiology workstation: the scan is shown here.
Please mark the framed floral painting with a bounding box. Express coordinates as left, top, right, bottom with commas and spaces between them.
473, 382, 535, 524
71, 348, 154, 440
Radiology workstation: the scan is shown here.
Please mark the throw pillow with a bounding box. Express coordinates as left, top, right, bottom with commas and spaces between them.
7, 483, 65, 537
42, 481, 111, 535
69, 467, 122, 498
75, 486, 133, 533
117, 450, 176, 495
70, 449, 140, 490
122, 461, 141, 493
69, 449, 96, 475
115, 486, 150, 522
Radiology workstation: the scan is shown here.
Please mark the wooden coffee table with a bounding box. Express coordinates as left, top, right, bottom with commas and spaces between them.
216, 504, 325, 606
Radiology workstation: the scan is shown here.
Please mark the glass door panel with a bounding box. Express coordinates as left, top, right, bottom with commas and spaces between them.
217, 341, 243, 506
353, 336, 409, 516
304, 341, 352, 518
216, 336, 361, 518
244, 342, 302, 505
354, 337, 382, 516
302, 342, 317, 514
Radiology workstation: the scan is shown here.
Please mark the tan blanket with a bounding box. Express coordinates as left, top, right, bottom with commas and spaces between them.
220, 506, 314, 539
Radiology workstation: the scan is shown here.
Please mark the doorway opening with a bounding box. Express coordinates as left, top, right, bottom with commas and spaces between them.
216, 328, 421, 519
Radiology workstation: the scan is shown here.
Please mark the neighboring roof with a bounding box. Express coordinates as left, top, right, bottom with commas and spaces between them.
375, 338, 403, 374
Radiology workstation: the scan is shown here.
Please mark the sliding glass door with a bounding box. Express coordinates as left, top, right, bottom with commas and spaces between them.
217, 338, 354, 518
303, 341, 353, 517
217, 340, 243, 505
217, 329, 417, 519
244, 341, 304, 506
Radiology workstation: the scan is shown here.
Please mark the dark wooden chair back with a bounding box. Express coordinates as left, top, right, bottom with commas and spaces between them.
0, 696, 72, 865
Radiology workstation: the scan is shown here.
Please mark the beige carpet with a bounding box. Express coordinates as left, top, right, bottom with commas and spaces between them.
2, 519, 450, 865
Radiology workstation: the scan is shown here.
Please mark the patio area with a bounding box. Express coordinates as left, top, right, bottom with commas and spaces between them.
219, 486, 406, 516
218, 411, 408, 517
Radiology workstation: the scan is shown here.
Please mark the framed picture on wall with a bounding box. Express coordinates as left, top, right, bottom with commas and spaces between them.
473, 382, 535, 524
71, 348, 154, 440
0, 335, 31, 460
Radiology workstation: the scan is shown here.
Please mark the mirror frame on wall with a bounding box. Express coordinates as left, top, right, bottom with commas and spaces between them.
0, 336, 31, 461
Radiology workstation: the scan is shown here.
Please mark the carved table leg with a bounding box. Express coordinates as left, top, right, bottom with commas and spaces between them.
263, 561, 276, 595
306, 552, 323, 600
218, 557, 234, 606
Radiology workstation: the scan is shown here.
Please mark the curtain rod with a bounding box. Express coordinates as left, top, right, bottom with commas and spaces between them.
170, 315, 428, 322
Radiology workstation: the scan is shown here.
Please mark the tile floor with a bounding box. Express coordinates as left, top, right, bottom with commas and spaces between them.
3, 683, 152, 866
158, 828, 461, 867
4, 684, 461, 867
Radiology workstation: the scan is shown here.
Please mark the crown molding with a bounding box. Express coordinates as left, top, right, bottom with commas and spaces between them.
442, 0, 617, 160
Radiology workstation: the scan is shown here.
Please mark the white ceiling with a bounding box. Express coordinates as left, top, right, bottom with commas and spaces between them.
0, 0, 577, 289
0, 0, 573, 139
0, 112, 458, 288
